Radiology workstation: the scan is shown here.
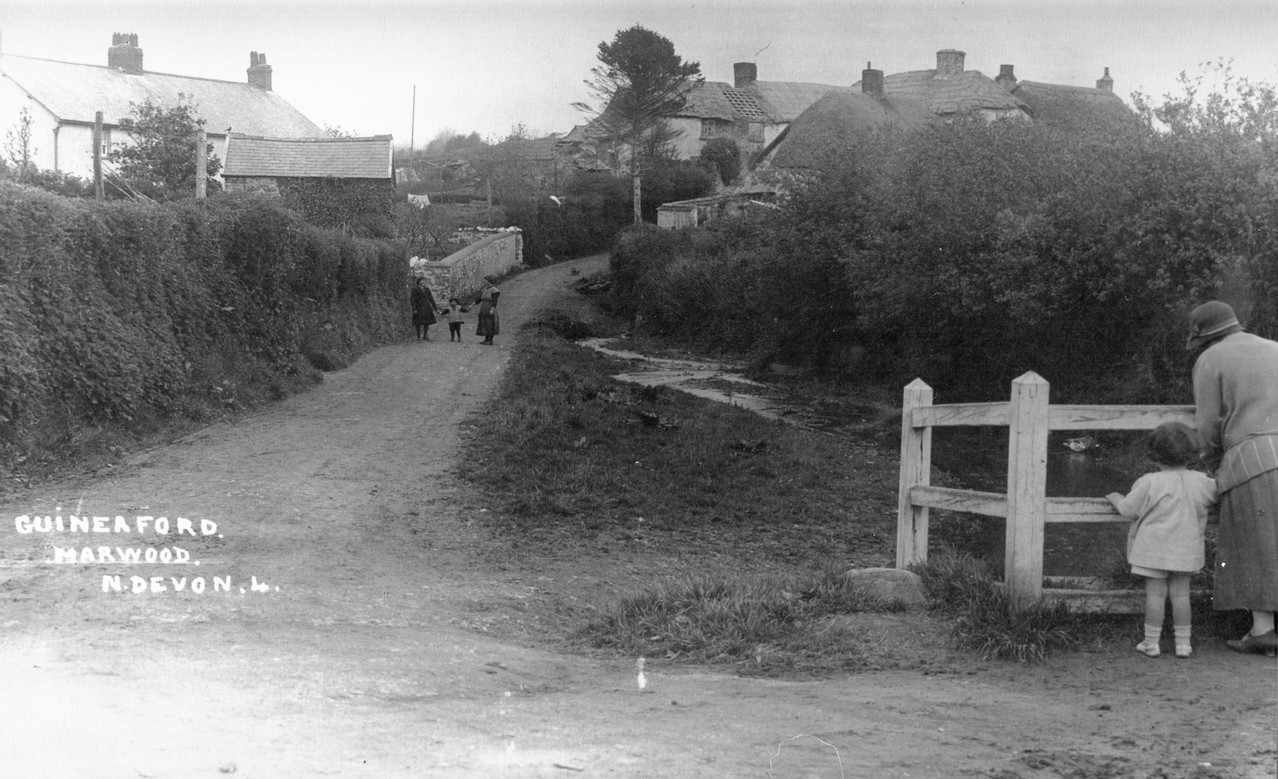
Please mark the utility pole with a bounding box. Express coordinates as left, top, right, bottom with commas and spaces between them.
92, 111, 105, 200
410, 85, 416, 150
195, 129, 207, 199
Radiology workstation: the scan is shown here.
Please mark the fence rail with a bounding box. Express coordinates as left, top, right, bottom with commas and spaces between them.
897, 371, 1195, 610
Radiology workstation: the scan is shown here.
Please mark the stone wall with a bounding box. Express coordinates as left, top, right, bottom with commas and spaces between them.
413, 231, 523, 303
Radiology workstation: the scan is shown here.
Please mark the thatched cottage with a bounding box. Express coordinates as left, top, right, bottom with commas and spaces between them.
761, 49, 1136, 172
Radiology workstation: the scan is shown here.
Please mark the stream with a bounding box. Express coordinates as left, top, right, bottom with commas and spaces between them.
582, 338, 1138, 577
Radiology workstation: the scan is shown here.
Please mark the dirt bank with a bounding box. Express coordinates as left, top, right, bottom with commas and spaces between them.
0, 257, 1274, 778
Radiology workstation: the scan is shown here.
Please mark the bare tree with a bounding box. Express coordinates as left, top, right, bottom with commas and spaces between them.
5, 108, 37, 178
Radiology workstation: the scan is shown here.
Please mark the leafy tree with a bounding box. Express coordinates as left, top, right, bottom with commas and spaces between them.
699, 137, 741, 185
573, 25, 702, 224
107, 94, 222, 200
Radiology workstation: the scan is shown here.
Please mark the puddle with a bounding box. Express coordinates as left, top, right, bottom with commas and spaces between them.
579, 338, 891, 431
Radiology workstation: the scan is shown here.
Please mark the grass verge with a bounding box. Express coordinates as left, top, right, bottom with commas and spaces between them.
572, 565, 906, 673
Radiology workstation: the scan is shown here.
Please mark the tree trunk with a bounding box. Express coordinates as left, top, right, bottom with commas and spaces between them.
632, 170, 642, 225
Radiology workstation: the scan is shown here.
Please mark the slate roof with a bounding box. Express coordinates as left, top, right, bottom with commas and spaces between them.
851, 69, 1029, 116
0, 52, 324, 137
1011, 80, 1140, 132
768, 89, 936, 169
222, 135, 393, 179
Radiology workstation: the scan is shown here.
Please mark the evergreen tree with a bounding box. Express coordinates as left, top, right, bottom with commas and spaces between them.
573, 26, 702, 224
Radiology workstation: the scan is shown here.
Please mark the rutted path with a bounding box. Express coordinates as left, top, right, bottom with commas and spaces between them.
0, 257, 1273, 779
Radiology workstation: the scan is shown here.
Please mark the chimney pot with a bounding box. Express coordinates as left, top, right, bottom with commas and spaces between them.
1096, 66, 1113, 92
733, 62, 757, 89
107, 32, 143, 74
996, 63, 1017, 90
936, 49, 965, 78
248, 51, 273, 90
862, 63, 884, 99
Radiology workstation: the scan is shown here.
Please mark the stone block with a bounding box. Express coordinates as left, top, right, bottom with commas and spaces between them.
842, 567, 926, 607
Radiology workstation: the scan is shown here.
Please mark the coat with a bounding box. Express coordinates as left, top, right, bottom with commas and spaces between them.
411, 285, 438, 326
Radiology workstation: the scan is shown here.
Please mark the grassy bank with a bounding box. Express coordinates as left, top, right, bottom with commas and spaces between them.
461, 308, 901, 570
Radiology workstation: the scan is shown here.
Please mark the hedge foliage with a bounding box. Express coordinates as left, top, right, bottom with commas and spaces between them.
613, 72, 1278, 402
0, 182, 408, 464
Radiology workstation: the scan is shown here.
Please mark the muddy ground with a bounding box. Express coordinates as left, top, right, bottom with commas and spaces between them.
0, 257, 1274, 779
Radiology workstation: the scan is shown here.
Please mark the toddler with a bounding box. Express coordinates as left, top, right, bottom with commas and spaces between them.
444, 298, 467, 342
1106, 422, 1217, 658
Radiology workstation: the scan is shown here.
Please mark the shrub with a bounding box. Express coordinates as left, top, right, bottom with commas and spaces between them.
698, 138, 742, 185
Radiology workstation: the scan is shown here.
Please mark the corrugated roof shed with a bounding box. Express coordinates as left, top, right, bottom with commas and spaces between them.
852, 69, 1029, 116
223, 135, 393, 178
0, 52, 324, 137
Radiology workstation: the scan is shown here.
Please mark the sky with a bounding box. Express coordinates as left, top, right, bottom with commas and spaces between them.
2, 0, 1276, 147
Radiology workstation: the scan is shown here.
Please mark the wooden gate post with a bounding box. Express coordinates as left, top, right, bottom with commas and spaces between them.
1005, 372, 1049, 607
897, 378, 933, 569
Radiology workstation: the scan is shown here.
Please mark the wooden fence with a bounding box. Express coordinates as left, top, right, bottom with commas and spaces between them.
897, 371, 1195, 611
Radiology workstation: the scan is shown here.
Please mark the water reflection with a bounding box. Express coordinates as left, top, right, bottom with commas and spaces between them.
931, 429, 1137, 577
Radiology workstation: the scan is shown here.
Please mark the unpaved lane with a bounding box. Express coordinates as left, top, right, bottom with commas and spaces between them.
1, 257, 1274, 779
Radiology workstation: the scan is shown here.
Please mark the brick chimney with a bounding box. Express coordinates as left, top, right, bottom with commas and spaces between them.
862, 62, 884, 98
936, 49, 965, 78
1096, 66, 1113, 92
996, 64, 1017, 90
247, 51, 273, 90
734, 62, 757, 89
108, 32, 143, 74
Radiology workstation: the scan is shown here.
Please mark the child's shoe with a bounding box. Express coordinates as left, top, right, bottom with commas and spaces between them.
1173, 625, 1192, 658
1135, 640, 1161, 657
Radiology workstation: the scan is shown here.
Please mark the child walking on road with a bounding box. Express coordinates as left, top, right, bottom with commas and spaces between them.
1107, 422, 1218, 658
444, 298, 467, 342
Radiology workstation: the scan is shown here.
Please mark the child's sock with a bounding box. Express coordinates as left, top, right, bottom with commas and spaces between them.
1174, 625, 1192, 658
1136, 624, 1161, 657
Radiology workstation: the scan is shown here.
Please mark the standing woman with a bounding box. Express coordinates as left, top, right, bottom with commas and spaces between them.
1188, 300, 1278, 655
475, 275, 500, 346
411, 278, 438, 341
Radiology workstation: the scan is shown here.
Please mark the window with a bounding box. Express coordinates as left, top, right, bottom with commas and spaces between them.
747, 122, 764, 143
700, 119, 722, 139
98, 128, 112, 156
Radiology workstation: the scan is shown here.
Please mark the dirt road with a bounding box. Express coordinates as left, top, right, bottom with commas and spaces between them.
1, 258, 1274, 778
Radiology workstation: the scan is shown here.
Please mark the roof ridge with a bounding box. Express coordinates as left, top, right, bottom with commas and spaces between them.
0, 51, 257, 88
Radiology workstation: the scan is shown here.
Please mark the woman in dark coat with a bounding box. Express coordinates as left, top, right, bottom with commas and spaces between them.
410, 278, 438, 341
475, 276, 500, 345
1189, 300, 1278, 656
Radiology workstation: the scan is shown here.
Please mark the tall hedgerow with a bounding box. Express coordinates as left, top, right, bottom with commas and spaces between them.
0, 182, 409, 469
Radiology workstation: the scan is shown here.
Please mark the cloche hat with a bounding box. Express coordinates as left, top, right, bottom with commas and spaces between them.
1186, 300, 1243, 350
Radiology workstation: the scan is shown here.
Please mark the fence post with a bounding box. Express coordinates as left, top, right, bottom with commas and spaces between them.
897, 378, 933, 569
1005, 371, 1050, 607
